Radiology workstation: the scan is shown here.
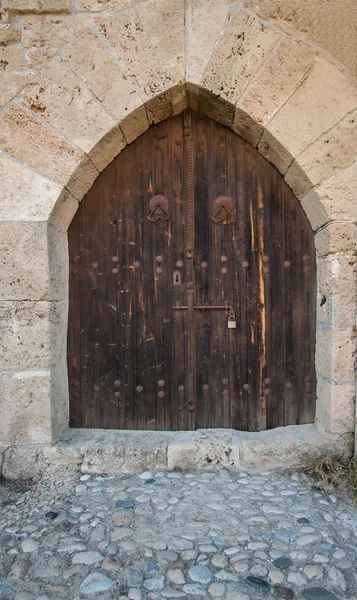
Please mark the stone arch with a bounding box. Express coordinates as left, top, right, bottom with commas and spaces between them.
0, 3, 356, 448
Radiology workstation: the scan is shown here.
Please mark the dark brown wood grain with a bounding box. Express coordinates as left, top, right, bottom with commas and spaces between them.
68, 111, 316, 430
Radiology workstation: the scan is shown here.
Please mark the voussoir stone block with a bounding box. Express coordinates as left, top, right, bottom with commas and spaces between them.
317, 254, 357, 331
259, 58, 357, 173
4, 0, 71, 12
185, 0, 228, 85
0, 370, 52, 446
0, 46, 25, 71
202, 10, 280, 106
0, 104, 98, 199
0, 23, 21, 46
62, 31, 149, 144
315, 222, 357, 257
22, 60, 126, 172
0, 222, 67, 301
316, 377, 355, 434
301, 161, 357, 230
285, 108, 357, 199
0, 301, 66, 371
136, 0, 184, 85
316, 330, 356, 383
98, 10, 167, 101
233, 37, 316, 147
0, 73, 34, 107
22, 14, 73, 47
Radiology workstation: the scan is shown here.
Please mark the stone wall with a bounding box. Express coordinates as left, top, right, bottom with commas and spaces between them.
0, 0, 356, 449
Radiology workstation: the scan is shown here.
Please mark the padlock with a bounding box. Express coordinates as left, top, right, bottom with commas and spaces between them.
228, 316, 237, 329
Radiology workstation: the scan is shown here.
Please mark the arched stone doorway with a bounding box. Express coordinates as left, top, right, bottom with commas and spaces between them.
68, 111, 316, 432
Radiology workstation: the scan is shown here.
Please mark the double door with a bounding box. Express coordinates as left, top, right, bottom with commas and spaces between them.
68, 111, 316, 431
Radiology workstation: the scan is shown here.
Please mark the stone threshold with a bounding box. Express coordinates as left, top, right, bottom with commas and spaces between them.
1, 424, 353, 479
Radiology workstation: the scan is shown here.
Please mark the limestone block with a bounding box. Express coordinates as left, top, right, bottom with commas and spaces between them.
198, 87, 234, 128
99, 10, 167, 101
0, 46, 25, 71
285, 109, 357, 199
75, 0, 129, 10
0, 73, 34, 106
316, 378, 355, 434
0, 23, 21, 45
317, 255, 357, 332
301, 161, 357, 231
22, 14, 73, 48
0, 222, 67, 301
0, 370, 52, 446
186, 0, 228, 85
315, 222, 357, 258
233, 37, 316, 147
2, 444, 48, 479
146, 89, 173, 126
136, 0, 184, 84
167, 430, 240, 470
316, 330, 356, 383
50, 357, 69, 443
4, 0, 71, 12
0, 300, 66, 371
259, 58, 357, 173
75, 13, 102, 36
22, 60, 126, 172
25, 47, 57, 69
0, 104, 98, 199
62, 31, 149, 143
202, 10, 280, 105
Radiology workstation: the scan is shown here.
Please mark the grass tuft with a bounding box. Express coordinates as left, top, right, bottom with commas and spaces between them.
302, 453, 357, 502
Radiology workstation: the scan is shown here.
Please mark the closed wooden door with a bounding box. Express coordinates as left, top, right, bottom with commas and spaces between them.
68, 111, 316, 431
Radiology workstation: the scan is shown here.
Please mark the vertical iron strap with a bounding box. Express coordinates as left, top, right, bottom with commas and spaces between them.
184, 109, 196, 431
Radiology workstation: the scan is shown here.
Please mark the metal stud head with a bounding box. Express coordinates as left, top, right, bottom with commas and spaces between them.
134, 261, 140, 268
112, 268, 119, 274
221, 267, 228, 275
222, 378, 229, 385
114, 380, 120, 387
158, 391, 165, 399
242, 261, 249, 268
243, 384, 250, 391
176, 260, 184, 268
158, 380, 165, 387
202, 384, 209, 392
178, 385, 185, 392
201, 261, 208, 269
112, 256, 119, 263
136, 385, 143, 393
156, 267, 163, 275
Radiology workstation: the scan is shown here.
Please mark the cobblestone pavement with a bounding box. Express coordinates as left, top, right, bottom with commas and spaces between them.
1, 467, 357, 600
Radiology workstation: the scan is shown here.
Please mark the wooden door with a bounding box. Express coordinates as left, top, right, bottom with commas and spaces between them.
68, 111, 316, 431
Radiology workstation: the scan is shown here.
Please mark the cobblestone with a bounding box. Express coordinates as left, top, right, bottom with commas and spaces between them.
0, 466, 357, 599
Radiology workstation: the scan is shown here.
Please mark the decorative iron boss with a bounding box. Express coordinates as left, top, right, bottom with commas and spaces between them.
211, 195, 234, 224
147, 195, 169, 222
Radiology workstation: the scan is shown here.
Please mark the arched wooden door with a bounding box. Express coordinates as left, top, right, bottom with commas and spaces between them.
68, 111, 316, 431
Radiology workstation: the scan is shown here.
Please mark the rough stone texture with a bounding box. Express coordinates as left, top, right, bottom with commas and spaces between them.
0, 222, 67, 301
0, 72, 33, 106
98, 10, 167, 101
315, 222, 357, 257
167, 430, 241, 471
0, 104, 99, 200
316, 378, 355, 434
22, 60, 126, 172
75, 0, 130, 11
0, 300, 65, 370
301, 161, 357, 230
259, 58, 357, 174
4, 0, 71, 12
316, 254, 357, 333
0, 46, 25, 71
202, 10, 280, 105
0, 370, 53, 445
316, 330, 356, 383
0, 23, 21, 45
233, 37, 316, 147
186, 0, 228, 85
285, 108, 357, 199
21, 14, 73, 53
136, 0, 185, 84
61, 31, 149, 143
243, 0, 357, 78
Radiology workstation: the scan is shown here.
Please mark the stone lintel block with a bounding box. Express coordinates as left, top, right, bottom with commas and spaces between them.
98, 10, 167, 101
0, 370, 53, 447
62, 31, 149, 137
316, 329, 356, 383
22, 14, 73, 48
0, 300, 67, 371
22, 60, 126, 172
233, 37, 316, 149
202, 9, 280, 106
75, 0, 130, 11
185, 0, 228, 86
0, 24, 21, 46
0, 104, 99, 200
316, 378, 355, 434
198, 87, 234, 129
136, 0, 185, 85
301, 161, 357, 231
315, 222, 357, 258
0, 222, 67, 301
4, 0, 71, 13
285, 108, 357, 199
259, 58, 357, 173
317, 254, 357, 331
